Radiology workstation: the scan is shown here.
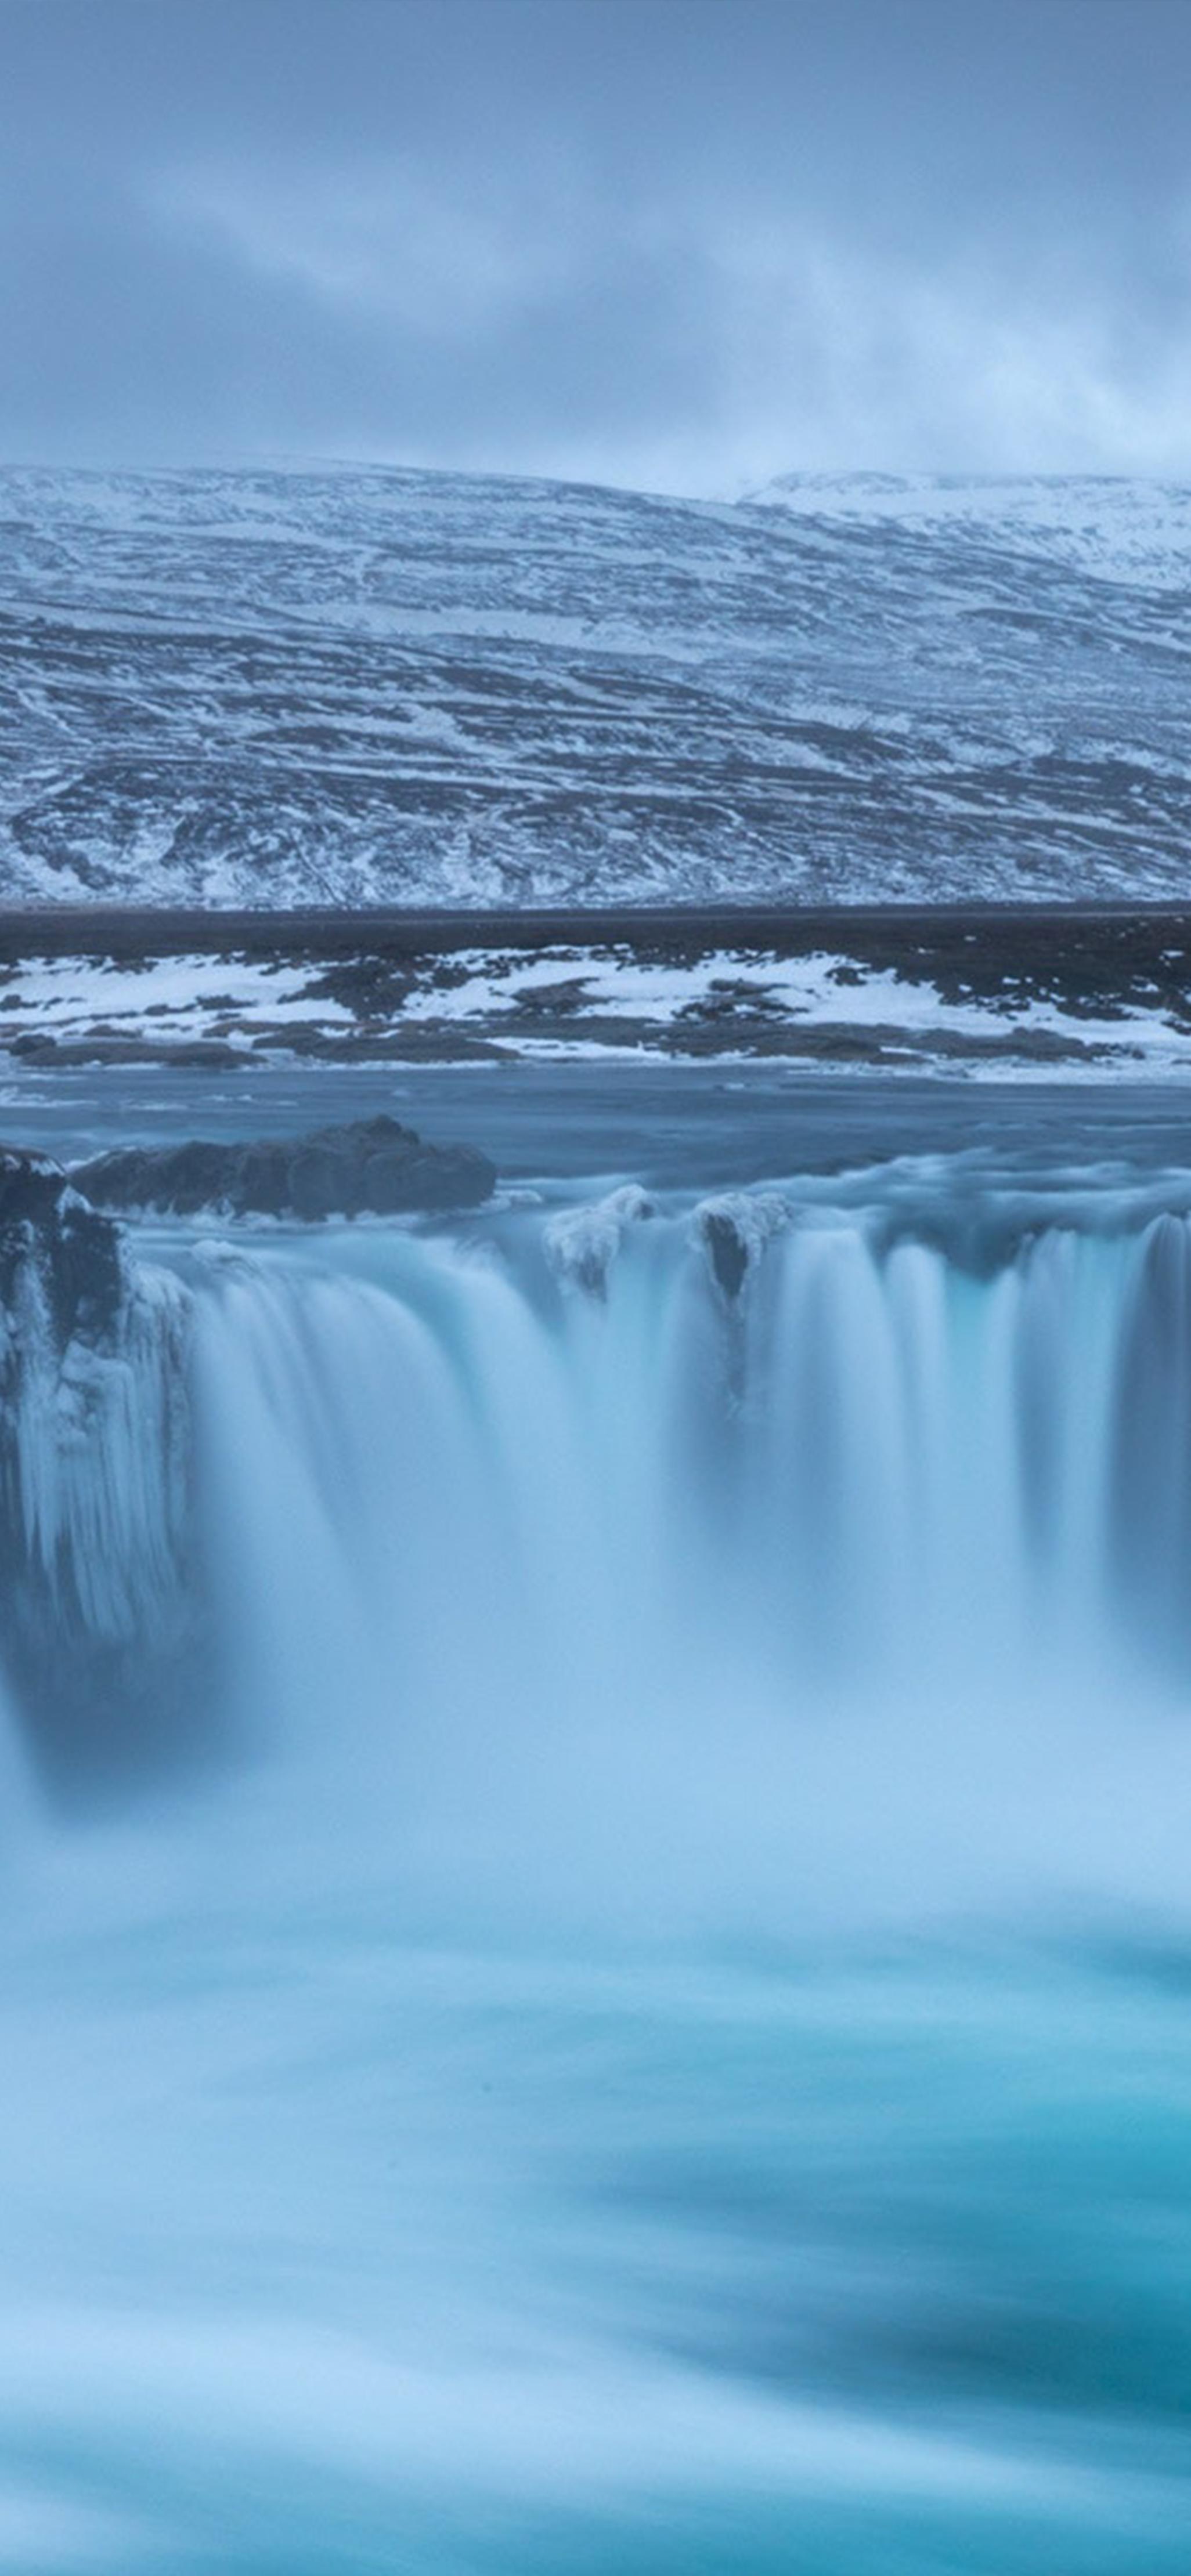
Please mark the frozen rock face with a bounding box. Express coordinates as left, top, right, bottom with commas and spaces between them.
0, 1152, 196, 1789
0, 1150, 124, 1343
694, 1193, 790, 1301
71, 1116, 496, 1219
1, 464, 1189, 907
544, 1185, 654, 1297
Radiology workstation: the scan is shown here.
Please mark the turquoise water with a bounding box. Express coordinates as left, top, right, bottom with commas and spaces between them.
0, 1876, 1186, 2571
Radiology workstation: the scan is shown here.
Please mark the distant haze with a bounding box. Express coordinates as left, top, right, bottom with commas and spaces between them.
2, 0, 1190, 491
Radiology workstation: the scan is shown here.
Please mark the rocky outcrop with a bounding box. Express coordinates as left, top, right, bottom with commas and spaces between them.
70, 1115, 496, 1221
693, 1193, 790, 1300
0, 1148, 195, 1793
0, 1148, 125, 1347
543, 1185, 654, 1297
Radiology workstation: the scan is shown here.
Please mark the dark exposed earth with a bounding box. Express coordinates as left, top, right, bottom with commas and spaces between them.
2, 902, 1191, 1071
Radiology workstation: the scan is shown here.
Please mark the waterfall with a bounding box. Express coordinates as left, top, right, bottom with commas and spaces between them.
5, 1185, 1191, 1921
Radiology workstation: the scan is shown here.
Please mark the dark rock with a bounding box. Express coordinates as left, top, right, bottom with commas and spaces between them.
0, 1146, 64, 1228
702, 1211, 750, 1301
0, 1148, 202, 1798
694, 1193, 789, 1301
71, 1113, 496, 1220
8, 1032, 59, 1059
46, 1037, 242, 1068
299, 959, 414, 1014
0, 1148, 125, 1343
44, 1194, 126, 1345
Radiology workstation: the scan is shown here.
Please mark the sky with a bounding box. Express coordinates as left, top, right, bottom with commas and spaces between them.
2, 0, 1190, 494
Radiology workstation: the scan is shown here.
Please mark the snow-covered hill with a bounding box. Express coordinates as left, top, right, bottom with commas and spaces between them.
742, 471, 1191, 588
1, 465, 1188, 907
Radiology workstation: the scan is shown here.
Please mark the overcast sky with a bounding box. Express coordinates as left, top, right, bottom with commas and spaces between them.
2, 0, 1190, 492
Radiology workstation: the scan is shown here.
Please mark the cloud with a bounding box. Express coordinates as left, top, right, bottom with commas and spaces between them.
679, 223, 1191, 491
2, 0, 1190, 489
153, 159, 582, 339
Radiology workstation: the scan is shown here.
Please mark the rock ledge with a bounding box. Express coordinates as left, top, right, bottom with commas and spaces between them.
71, 1115, 496, 1220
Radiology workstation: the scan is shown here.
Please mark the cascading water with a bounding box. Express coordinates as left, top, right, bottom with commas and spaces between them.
5, 1178, 1190, 1917
3, 1139, 1191, 2573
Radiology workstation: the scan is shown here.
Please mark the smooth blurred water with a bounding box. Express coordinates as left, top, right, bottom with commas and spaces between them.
1, 1070, 1190, 2571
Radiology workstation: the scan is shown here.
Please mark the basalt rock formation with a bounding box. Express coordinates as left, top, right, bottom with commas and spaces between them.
71, 1115, 496, 1221
0, 1148, 194, 1791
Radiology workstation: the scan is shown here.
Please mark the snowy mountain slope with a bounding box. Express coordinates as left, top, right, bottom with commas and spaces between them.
1, 465, 1188, 907
743, 471, 1191, 588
